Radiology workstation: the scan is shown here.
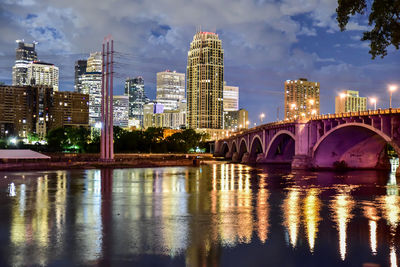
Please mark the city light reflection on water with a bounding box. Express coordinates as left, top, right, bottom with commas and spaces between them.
0, 164, 400, 266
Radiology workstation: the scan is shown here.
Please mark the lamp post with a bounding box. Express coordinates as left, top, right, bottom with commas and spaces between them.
370, 98, 377, 110
389, 85, 397, 109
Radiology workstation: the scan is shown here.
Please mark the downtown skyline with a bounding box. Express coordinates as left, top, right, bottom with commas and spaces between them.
0, 0, 399, 124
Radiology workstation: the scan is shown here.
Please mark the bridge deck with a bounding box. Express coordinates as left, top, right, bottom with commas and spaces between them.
222, 108, 400, 141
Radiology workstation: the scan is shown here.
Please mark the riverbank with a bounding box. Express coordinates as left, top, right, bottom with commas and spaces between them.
0, 153, 215, 171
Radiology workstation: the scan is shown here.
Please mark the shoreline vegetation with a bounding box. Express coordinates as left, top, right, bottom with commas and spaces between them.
0, 153, 216, 171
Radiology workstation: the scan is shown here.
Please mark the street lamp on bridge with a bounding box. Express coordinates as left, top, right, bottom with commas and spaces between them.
260, 113, 265, 124
389, 85, 397, 109
369, 97, 377, 110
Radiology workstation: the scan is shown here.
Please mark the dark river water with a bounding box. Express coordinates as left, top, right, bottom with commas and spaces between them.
0, 163, 399, 266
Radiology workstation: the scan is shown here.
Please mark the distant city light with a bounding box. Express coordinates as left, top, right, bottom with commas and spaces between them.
389, 85, 397, 108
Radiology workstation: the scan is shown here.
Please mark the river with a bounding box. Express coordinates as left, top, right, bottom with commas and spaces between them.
0, 163, 399, 266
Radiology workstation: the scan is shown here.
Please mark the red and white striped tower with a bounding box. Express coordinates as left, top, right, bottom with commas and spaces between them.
100, 36, 114, 161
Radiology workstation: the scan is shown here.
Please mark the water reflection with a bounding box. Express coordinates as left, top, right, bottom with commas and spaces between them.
303, 188, 321, 253
330, 187, 355, 261
282, 188, 301, 248
363, 203, 379, 255
1, 164, 400, 266
256, 178, 269, 243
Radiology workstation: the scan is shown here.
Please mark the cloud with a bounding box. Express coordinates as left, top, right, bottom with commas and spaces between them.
0, 0, 399, 122
298, 26, 317, 36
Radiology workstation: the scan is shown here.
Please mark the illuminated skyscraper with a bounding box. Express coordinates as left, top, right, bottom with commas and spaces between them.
156, 70, 185, 111
113, 95, 129, 128
86, 52, 102, 72
186, 31, 224, 129
335, 90, 367, 113
284, 78, 320, 120
223, 82, 239, 112
238, 109, 249, 129
27, 61, 59, 91
74, 59, 87, 93
12, 40, 38, 86
125, 76, 149, 127
81, 72, 102, 126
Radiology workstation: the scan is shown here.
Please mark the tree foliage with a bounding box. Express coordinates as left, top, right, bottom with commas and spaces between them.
45, 126, 206, 153
46, 127, 90, 152
336, 0, 400, 58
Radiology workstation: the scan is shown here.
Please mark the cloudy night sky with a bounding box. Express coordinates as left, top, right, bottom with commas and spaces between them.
1, 0, 399, 124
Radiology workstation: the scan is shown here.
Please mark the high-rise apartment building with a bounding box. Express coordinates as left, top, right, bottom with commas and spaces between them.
86, 52, 102, 72
27, 61, 59, 91
50, 91, 89, 129
74, 59, 87, 93
156, 70, 185, 111
284, 78, 320, 120
0, 85, 88, 139
80, 72, 102, 126
223, 82, 239, 111
125, 76, 149, 127
113, 95, 129, 128
12, 40, 38, 86
335, 90, 367, 113
186, 31, 224, 129
238, 109, 249, 129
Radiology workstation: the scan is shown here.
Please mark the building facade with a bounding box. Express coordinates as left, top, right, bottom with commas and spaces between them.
0, 85, 89, 139
50, 91, 89, 129
335, 90, 367, 113
86, 52, 102, 72
284, 78, 320, 120
238, 109, 249, 129
156, 70, 185, 111
113, 95, 129, 128
80, 72, 102, 126
125, 76, 149, 127
74, 59, 87, 93
224, 111, 239, 130
186, 31, 224, 129
27, 61, 59, 91
143, 102, 186, 130
223, 82, 239, 111
12, 40, 38, 86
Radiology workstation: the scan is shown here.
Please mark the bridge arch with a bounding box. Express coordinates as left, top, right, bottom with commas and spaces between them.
237, 138, 249, 162
220, 142, 230, 158
249, 135, 264, 162
230, 140, 238, 154
265, 130, 296, 162
313, 122, 400, 169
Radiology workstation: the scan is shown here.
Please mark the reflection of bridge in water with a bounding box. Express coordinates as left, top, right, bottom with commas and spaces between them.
215, 109, 400, 170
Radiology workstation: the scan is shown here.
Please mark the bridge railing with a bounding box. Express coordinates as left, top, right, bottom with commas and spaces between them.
311, 108, 400, 120
218, 108, 400, 141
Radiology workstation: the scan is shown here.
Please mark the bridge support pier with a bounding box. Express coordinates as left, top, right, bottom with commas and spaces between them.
291, 122, 312, 169
232, 152, 239, 163
241, 152, 250, 163
291, 155, 312, 169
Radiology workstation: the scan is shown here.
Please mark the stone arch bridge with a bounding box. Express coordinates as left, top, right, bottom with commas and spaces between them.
214, 109, 400, 169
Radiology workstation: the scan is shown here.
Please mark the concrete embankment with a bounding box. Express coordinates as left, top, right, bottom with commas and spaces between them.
0, 153, 215, 171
